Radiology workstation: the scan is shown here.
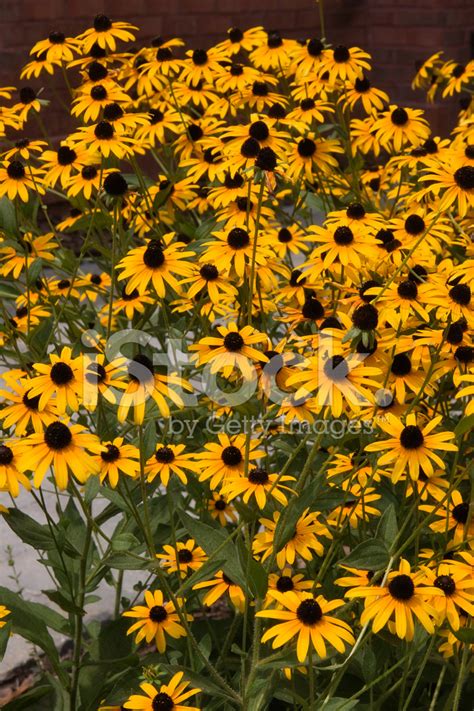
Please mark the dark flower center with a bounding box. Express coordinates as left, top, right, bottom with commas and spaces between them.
221, 445, 242, 466
224, 172, 244, 189
278, 227, 292, 243
256, 147, 277, 171
85, 362, 106, 384
15, 306, 28, 319
50, 361, 74, 385
200, 263, 219, 281
0, 445, 14, 465
267, 30, 283, 48
101, 444, 120, 462
128, 354, 154, 382
391, 107, 409, 126
268, 103, 286, 119
346, 202, 365, 219
241, 137, 260, 158
236, 196, 252, 212
228, 27, 244, 43
214, 498, 226, 510
44, 422, 72, 450
324, 355, 349, 381
103, 102, 124, 121
356, 338, 378, 355
57, 279, 70, 289
222, 573, 233, 584
249, 120, 269, 141
149, 109, 164, 125
88, 61, 108, 81
7, 161, 25, 180
449, 283, 471, 305
333, 226, 354, 245
296, 598, 323, 625
252, 81, 269, 96
230, 62, 244, 76
152, 692, 174, 711
192, 49, 208, 65
15, 138, 30, 148
464, 145, 474, 159
333, 45, 350, 62
94, 14, 112, 32
224, 332, 244, 351
22, 391, 41, 409
149, 605, 168, 623
94, 121, 114, 140
187, 123, 203, 141
302, 295, 324, 320
49, 31, 65, 44
321, 316, 342, 330
452, 64, 465, 78
388, 574, 415, 600
295, 99, 314, 117
400, 425, 424, 449
143, 240, 165, 268
157, 47, 173, 61
276, 575, 294, 592
19, 86, 36, 104
155, 446, 175, 464
57, 146, 77, 165
227, 227, 250, 249
178, 548, 193, 563
82, 165, 98, 180
391, 353, 412, 376
91, 84, 107, 101
408, 265, 428, 282
104, 172, 128, 196
397, 280, 418, 299
446, 322, 464, 345
297, 138, 316, 158
290, 269, 305, 287
452, 502, 468, 524
369, 177, 381, 192
434, 574, 456, 596
248, 467, 269, 484
355, 76, 371, 93
307, 38, 324, 56
405, 214, 425, 235
352, 303, 378, 330
423, 138, 438, 154
359, 280, 380, 303
454, 345, 474, 363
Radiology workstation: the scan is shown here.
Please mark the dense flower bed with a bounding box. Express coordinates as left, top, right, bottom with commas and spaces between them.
0, 13, 473, 711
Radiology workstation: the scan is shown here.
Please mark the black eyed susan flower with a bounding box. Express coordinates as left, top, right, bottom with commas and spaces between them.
117, 237, 194, 297
420, 561, 474, 630
21, 50, 59, 79
345, 558, 439, 640
419, 161, 474, 217
201, 226, 271, 279
197, 433, 264, 489
327, 483, 381, 528
27, 347, 83, 414
74, 120, 138, 159
123, 672, 200, 711
365, 413, 457, 482
123, 589, 190, 653
30, 31, 79, 63
253, 509, 332, 569
190, 323, 268, 379
420, 490, 474, 549
256, 591, 355, 662
215, 25, 265, 55
66, 164, 108, 199
440, 59, 474, 98
2, 138, 47, 162
15, 419, 101, 489
112, 285, 154, 320
181, 263, 238, 304
0, 160, 45, 202
221, 467, 295, 509
77, 15, 137, 53
156, 539, 208, 577
0, 443, 31, 497
305, 222, 377, 272
145, 443, 200, 486
266, 568, 313, 605
181, 46, 227, 86
318, 44, 371, 83
208, 492, 238, 526
194, 570, 246, 612
286, 134, 343, 182
71, 81, 130, 123
117, 353, 191, 424
374, 105, 430, 152
95, 437, 139, 489
250, 30, 297, 72
343, 75, 389, 114
0, 374, 57, 435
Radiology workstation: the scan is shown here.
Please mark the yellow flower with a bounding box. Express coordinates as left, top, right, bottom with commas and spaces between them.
123, 589, 190, 653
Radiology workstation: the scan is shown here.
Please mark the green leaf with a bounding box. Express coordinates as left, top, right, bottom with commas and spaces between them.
105, 552, 149, 570
2, 508, 55, 550
0, 196, 17, 234
111, 532, 141, 551
455, 414, 474, 438
376, 504, 398, 547
0, 282, 20, 299
43, 589, 84, 615
141, 419, 157, 459
323, 699, 359, 711
340, 540, 390, 570
273, 485, 315, 552
0, 621, 11, 661
84, 475, 100, 504
236, 536, 268, 599
0, 587, 67, 685
178, 510, 248, 591
452, 626, 474, 643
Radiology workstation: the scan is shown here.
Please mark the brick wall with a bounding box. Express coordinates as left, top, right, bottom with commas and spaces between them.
0, 0, 472, 136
